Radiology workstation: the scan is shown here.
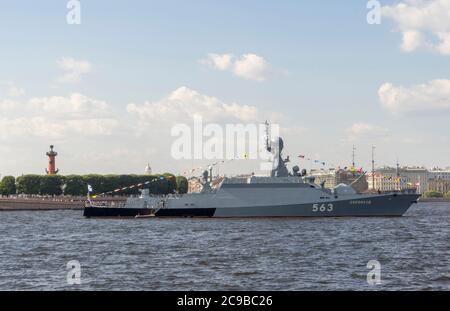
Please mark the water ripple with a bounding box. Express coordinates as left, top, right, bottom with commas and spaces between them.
0, 202, 448, 290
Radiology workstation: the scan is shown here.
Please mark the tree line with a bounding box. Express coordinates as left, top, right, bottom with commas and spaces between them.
0, 174, 189, 196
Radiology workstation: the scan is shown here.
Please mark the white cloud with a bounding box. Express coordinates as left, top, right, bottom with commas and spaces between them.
0, 116, 119, 140
346, 123, 389, 141
280, 126, 308, 137
0, 87, 303, 175
127, 86, 260, 123
234, 54, 271, 81
200, 53, 234, 71
0, 117, 67, 140
56, 57, 92, 83
76, 148, 157, 163
378, 79, 450, 114
0, 99, 18, 111
7, 84, 25, 97
65, 119, 119, 135
0, 82, 25, 98
200, 53, 271, 81
0, 93, 118, 141
382, 0, 450, 55
29, 93, 109, 117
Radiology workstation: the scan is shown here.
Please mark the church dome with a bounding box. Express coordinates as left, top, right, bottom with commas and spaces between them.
144, 163, 152, 175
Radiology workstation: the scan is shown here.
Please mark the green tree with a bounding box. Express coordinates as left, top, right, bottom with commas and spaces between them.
445, 191, 450, 198
117, 174, 139, 195
40, 175, 63, 196
163, 173, 177, 194
176, 176, 188, 194
12, 173, 182, 196
63, 175, 85, 196
0, 176, 16, 196
16, 175, 42, 194
82, 174, 107, 194
144, 175, 168, 194
103, 175, 118, 194
424, 191, 443, 198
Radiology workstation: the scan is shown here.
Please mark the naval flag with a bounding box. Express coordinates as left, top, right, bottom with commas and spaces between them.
87, 184, 93, 193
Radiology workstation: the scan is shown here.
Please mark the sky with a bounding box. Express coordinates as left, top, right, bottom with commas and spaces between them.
0, 0, 450, 177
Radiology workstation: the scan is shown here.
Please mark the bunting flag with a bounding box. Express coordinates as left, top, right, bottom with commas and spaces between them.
179, 157, 244, 177
88, 177, 172, 197
297, 154, 327, 166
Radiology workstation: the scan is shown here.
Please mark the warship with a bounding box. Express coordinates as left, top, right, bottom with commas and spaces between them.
84, 123, 420, 218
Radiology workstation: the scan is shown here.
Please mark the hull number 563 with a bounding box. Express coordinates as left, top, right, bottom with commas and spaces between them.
312, 203, 333, 212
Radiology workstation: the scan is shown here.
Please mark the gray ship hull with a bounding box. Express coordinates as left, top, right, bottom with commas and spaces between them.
84, 193, 419, 218
211, 193, 420, 218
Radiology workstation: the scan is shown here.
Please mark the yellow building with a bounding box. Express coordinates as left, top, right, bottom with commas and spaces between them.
367, 173, 411, 192
376, 167, 427, 194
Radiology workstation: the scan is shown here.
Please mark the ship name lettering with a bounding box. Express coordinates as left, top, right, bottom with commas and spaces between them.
350, 200, 372, 205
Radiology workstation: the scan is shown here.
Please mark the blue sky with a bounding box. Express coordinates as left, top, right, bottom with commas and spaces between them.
1, 1, 449, 176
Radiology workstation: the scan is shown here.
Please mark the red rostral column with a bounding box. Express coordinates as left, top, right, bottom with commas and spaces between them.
46, 145, 59, 175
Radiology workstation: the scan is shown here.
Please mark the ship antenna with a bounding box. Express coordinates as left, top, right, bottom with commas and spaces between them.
352, 145, 356, 168
371, 145, 376, 190
264, 120, 272, 152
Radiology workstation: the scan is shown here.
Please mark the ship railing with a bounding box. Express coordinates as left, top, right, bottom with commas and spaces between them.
85, 200, 126, 208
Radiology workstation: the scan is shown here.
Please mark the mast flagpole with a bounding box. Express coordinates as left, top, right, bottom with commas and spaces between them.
372, 145, 376, 190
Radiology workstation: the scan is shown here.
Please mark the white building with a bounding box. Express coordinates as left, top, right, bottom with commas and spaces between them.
427, 168, 450, 195
428, 168, 450, 181
367, 173, 411, 192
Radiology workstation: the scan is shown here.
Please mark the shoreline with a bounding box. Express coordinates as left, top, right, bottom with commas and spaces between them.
418, 198, 450, 203
0, 197, 126, 211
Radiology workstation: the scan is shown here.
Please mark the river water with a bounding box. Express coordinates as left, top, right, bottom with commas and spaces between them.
0, 202, 448, 291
